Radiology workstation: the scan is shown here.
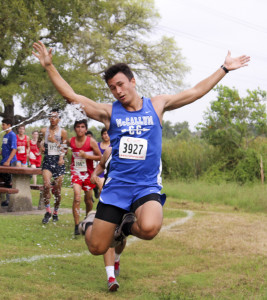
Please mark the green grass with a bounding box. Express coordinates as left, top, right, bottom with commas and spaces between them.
162, 180, 267, 213
0, 181, 267, 299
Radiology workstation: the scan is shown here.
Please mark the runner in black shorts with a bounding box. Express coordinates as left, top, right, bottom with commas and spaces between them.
33, 41, 250, 257
38, 108, 68, 224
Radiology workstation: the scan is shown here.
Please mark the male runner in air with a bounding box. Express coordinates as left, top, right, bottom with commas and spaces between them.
33, 41, 250, 254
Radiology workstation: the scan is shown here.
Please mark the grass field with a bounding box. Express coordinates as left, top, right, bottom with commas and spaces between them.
0, 181, 266, 299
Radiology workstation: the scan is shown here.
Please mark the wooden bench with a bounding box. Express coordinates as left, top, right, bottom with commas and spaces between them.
0, 166, 42, 212
0, 187, 19, 194
0, 186, 19, 213
0, 182, 47, 211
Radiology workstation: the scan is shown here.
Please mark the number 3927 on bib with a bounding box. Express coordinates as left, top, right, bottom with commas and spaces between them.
119, 136, 148, 160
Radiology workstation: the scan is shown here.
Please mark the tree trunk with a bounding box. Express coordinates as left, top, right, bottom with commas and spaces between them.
3, 103, 15, 125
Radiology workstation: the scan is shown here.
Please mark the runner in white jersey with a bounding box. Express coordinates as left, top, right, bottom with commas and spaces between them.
33, 41, 250, 257
38, 108, 68, 224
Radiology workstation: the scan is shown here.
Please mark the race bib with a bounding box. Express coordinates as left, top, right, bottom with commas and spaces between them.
48, 142, 60, 155
29, 152, 36, 160
74, 158, 87, 172
119, 136, 147, 160
17, 146, 25, 154
2, 138, 7, 144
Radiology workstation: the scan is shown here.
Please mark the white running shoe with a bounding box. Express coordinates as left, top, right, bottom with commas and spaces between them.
107, 277, 119, 292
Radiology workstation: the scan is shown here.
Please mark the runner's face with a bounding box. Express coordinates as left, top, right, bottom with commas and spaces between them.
2, 123, 9, 131
49, 113, 60, 126
18, 126, 25, 135
102, 131, 110, 142
32, 132, 39, 140
75, 124, 87, 137
107, 72, 136, 105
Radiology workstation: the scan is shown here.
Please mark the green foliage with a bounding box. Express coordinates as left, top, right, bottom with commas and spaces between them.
196, 86, 267, 183
233, 148, 261, 184
162, 120, 190, 139
198, 86, 267, 152
0, 0, 189, 125
203, 148, 261, 184
162, 137, 218, 180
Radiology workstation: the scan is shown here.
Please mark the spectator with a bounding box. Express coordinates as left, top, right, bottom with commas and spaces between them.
0, 118, 17, 206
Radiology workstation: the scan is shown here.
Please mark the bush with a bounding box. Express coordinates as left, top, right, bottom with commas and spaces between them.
162, 137, 217, 180
203, 148, 261, 184
233, 148, 261, 184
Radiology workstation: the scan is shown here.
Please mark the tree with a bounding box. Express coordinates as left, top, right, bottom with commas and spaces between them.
0, 0, 189, 128
162, 120, 190, 139
198, 86, 267, 153
198, 85, 267, 183
0, 0, 89, 125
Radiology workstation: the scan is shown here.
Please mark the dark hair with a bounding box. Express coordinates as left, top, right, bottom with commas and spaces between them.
2, 118, 13, 126
50, 108, 61, 118
18, 124, 25, 129
103, 63, 134, 83
86, 130, 93, 136
51, 108, 60, 113
101, 127, 108, 136
32, 130, 39, 134
74, 119, 88, 129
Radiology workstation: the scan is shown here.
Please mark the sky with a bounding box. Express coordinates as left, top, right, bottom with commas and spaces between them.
154, 0, 267, 130
19, 0, 266, 131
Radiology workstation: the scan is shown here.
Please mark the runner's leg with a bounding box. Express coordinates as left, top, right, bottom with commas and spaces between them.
31, 164, 37, 185
73, 183, 82, 225
53, 174, 64, 213
84, 189, 93, 215
132, 200, 163, 240
85, 218, 117, 255
114, 239, 126, 277
41, 169, 53, 223
104, 247, 115, 268
42, 169, 52, 207
103, 247, 119, 291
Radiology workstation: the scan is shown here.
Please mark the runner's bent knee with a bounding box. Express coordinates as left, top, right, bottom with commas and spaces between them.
137, 219, 162, 239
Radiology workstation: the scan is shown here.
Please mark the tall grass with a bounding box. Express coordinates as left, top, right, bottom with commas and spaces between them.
162, 138, 218, 180
162, 180, 267, 213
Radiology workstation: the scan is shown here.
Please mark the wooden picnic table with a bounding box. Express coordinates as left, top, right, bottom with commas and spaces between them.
0, 166, 42, 212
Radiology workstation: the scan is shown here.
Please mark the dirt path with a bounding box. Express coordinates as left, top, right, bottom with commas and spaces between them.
0, 206, 73, 215
164, 206, 267, 257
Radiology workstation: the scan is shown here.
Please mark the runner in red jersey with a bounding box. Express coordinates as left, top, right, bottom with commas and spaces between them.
16, 125, 30, 167
68, 119, 101, 235
29, 130, 43, 184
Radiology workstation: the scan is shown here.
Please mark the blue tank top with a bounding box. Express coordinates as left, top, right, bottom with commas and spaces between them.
108, 97, 162, 185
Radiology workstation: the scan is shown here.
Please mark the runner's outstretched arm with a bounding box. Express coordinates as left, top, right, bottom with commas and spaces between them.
32, 41, 111, 127
152, 51, 250, 118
